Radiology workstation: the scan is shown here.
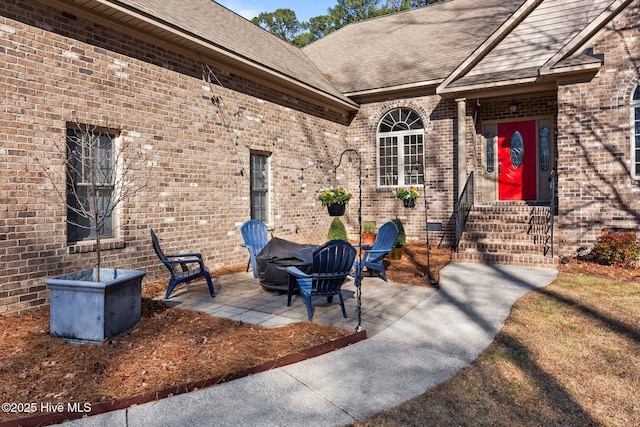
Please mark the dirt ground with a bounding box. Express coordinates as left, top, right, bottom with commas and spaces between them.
1, 242, 634, 424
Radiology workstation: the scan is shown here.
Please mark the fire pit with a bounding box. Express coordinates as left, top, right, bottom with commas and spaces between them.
256, 237, 318, 292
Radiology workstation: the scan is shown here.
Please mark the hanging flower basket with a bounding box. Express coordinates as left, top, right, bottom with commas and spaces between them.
317, 187, 352, 216
403, 198, 416, 208
327, 203, 346, 216
395, 186, 420, 208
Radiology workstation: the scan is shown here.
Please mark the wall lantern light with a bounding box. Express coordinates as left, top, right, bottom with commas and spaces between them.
509, 97, 518, 114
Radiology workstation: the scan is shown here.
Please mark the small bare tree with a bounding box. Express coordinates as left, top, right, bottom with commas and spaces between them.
36, 122, 151, 281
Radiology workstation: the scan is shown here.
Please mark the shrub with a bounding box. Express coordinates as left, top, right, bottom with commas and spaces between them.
591, 230, 640, 267
392, 216, 406, 248
327, 217, 348, 242
363, 221, 377, 234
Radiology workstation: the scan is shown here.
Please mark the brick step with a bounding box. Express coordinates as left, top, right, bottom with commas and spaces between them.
457, 241, 550, 256
473, 204, 550, 213
467, 209, 550, 220
463, 230, 555, 243
452, 251, 558, 268
464, 222, 550, 234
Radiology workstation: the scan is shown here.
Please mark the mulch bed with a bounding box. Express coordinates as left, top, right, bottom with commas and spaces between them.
0, 278, 359, 425
558, 256, 640, 282
6, 242, 632, 426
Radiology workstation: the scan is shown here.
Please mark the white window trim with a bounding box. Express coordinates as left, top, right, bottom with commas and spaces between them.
250, 152, 271, 224
377, 129, 425, 188
66, 127, 121, 244
376, 108, 425, 188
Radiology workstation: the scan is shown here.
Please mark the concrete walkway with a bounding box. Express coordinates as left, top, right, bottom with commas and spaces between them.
64, 263, 558, 426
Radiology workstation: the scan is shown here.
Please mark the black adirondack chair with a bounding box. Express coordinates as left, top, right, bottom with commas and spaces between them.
286, 240, 356, 321
150, 229, 215, 299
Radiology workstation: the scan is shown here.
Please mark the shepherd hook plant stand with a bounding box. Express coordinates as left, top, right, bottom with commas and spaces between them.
334, 149, 363, 332
419, 160, 438, 287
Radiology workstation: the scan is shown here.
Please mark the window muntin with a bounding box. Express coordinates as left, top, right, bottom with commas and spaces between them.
250, 153, 270, 223
377, 108, 424, 187
66, 127, 116, 243
633, 85, 640, 178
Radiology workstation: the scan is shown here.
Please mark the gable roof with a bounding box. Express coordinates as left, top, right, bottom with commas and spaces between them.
56, 0, 358, 112
302, 0, 525, 95
439, 0, 633, 94
304, 0, 632, 99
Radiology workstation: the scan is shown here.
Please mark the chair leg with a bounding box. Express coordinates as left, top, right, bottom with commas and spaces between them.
204, 272, 215, 297
338, 292, 347, 318
379, 266, 388, 282
250, 256, 259, 279
165, 279, 178, 300
304, 295, 314, 321
287, 276, 295, 306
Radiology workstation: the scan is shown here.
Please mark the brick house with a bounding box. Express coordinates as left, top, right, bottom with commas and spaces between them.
1, 0, 639, 314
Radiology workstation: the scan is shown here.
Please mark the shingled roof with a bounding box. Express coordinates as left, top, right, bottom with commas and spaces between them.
73, 0, 357, 111
302, 0, 525, 95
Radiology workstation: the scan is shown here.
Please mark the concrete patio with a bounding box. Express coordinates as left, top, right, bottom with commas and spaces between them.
162, 271, 436, 336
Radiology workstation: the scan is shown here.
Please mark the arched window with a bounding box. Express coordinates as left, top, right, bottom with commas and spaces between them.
377, 108, 424, 187
633, 85, 640, 178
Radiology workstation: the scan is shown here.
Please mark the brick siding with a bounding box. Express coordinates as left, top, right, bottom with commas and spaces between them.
0, 0, 352, 314
555, 1, 640, 255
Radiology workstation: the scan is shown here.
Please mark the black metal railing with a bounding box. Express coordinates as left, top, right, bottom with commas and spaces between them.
455, 171, 474, 251
546, 169, 557, 257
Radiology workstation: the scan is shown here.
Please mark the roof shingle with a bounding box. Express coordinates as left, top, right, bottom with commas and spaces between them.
303, 0, 525, 94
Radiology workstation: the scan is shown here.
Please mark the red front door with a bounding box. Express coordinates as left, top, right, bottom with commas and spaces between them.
498, 121, 537, 200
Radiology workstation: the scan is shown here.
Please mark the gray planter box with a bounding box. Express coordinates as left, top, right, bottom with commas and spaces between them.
45, 268, 146, 344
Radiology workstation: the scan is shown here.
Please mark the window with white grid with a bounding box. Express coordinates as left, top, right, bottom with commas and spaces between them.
377, 108, 424, 187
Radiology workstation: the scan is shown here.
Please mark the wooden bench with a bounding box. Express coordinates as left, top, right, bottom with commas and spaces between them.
150, 229, 215, 299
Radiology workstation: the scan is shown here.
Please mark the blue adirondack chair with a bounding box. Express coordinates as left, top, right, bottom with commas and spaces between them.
353, 221, 399, 283
286, 240, 356, 322
240, 220, 269, 278
150, 229, 215, 300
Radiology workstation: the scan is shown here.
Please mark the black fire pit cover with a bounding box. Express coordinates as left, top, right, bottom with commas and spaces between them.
256, 237, 318, 292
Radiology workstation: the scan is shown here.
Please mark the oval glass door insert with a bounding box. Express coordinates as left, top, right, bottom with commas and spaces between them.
510, 131, 524, 169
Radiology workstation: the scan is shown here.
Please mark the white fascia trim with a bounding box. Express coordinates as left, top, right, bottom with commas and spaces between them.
439, 76, 539, 95
541, 61, 603, 76
437, 0, 543, 94
93, 0, 358, 111
343, 79, 443, 97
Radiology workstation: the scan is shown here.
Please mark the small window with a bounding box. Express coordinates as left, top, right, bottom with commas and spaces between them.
66, 126, 117, 243
250, 153, 270, 222
377, 108, 424, 187
510, 131, 524, 169
633, 85, 640, 178
539, 127, 550, 171
486, 132, 495, 173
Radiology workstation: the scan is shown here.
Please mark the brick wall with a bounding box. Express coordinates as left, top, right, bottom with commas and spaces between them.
556, 1, 640, 254
0, 0, 352, 314
346, 97, 460, 247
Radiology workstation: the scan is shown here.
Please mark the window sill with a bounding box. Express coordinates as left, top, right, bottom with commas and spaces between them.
68, 239, 126, 254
